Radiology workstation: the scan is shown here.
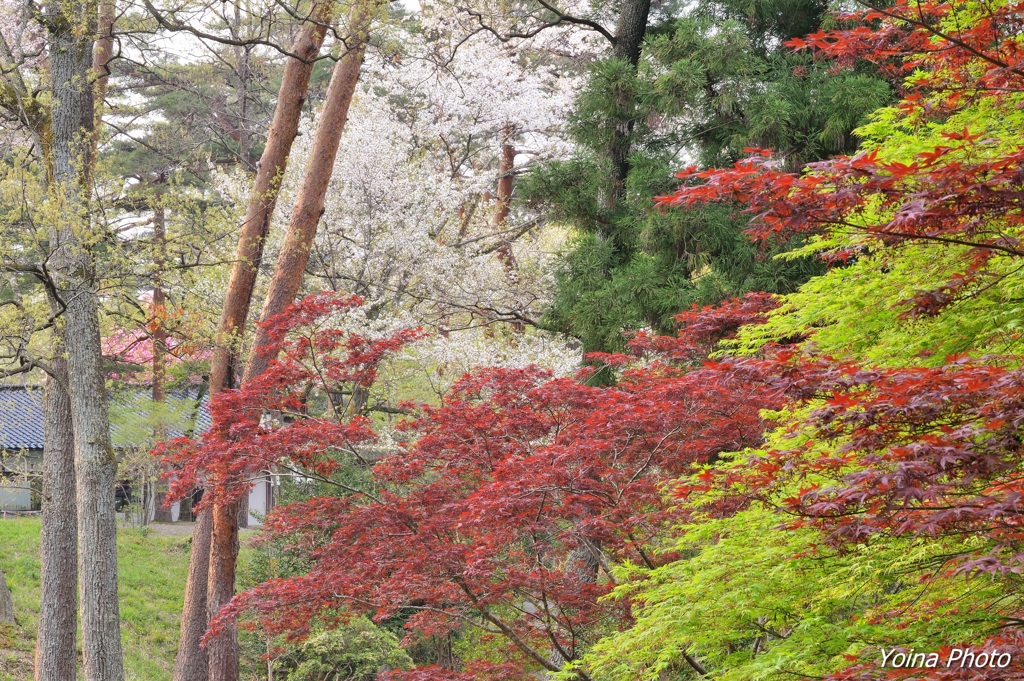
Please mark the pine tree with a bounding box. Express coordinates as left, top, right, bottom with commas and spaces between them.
530, 0, 891, 351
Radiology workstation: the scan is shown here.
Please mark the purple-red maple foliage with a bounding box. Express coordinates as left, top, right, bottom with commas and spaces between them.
656, 0, 1024, 318
656, 0, 1024, 578
684, 354, 1024, 572
651, 2, 1024, 676
158, 292, 424, 511
166, 293, 782, 679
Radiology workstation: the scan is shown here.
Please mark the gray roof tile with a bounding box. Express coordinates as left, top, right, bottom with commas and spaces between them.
0, 386, 44, 450
0, 385, 210, 451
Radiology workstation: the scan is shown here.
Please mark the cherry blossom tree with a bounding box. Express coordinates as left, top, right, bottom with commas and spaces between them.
271, 29, 585, 404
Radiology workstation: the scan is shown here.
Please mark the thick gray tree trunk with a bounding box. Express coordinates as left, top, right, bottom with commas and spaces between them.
35, 357, 78, 681
35, 2, 112, 676
46, 0, 125, 678
61, 227, 125, 681
611, 0, 651, 65
64, 266, 124, 681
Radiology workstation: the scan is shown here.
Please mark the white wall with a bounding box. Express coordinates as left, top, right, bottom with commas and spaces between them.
247, 473, 273, 527
0, 480, 32, 511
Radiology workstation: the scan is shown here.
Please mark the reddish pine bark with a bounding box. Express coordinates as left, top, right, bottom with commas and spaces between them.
205, 8, 376, 677
241, 0, 376, 386
493, 125, 519, 278
173, 3, 336, 679
207, 0, 337, 397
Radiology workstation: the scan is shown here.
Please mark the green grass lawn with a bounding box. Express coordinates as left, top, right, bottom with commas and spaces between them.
0, 517, 194, 681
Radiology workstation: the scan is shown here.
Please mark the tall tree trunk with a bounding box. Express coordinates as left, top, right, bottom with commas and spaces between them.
205, 498, 240, 681
152, 194, 167, 411
88, 0, 114, 175
46, 0, 125, 678
611, 0, 650, 66
35, 357, 78, 681
604, 0, 651, 210
207, 0, 336, 397
64, 250, 124, 681
35, 4, 113, 676
0, 568, 13, 625
206, 8, 376, 679
241, 1, 375, 386
150, 192, 167, 523
493, 125, 519, 279
175, 3, 338, 680
492, 126, 524, 333
173, 509, 212, 681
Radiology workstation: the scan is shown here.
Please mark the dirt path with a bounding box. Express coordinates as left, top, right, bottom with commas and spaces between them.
144, 521, 197, 537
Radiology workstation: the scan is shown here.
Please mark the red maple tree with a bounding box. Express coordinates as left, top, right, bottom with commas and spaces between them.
162, 292, 781, 679
655, 0, 1024, 677
157, 293, 424, 510
158, 3, 1024, 675
655, 0, 1024, 318
657, 0, 1024, 564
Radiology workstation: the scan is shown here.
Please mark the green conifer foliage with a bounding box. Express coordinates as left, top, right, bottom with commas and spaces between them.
530, 0, 890, 351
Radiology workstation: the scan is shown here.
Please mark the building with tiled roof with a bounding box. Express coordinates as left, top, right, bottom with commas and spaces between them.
0, 386, 45, 452
0, 386, 45, 512
0, 386, 272, 526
